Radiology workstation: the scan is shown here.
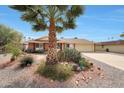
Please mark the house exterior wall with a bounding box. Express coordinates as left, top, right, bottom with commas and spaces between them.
28, 43, 35, 52
95, 44, 124, 53
75, 44, 94, 52
28, 43, 49, 51
44, 43, 48, 51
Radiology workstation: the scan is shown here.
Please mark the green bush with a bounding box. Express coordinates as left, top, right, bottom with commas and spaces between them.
55, 63, 73, 81
20, 56, 33, 67
37, 62, 73, 81
11, 48, 22, 58
5, 43, 22, 61
57, 48, 81, 63
79, 58, 92, 70
37, 61, 46, 74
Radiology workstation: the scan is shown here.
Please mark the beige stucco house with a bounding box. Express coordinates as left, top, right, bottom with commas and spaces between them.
24, 36, 95, 52
24, 36, 124, 54
95, 40, 124, 53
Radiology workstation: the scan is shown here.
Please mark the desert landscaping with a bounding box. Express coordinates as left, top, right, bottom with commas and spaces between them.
0, 53, 124, 88
0, 5, 124, 88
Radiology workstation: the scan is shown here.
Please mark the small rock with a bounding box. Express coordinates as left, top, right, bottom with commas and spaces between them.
81, 76, 86, 81
100, 74, 104, 78
90, 68, 94, 71
97, 67, 101, 70
27, 64, 31, 67
101, 75, 104, 78
75, 80, 79, 85
77, 67, 81, 72
88, 77, 92, 80
97, 72, 101, 76
50, 80, 54, 83
65, 63, 68, 65
85, 80, 89, 84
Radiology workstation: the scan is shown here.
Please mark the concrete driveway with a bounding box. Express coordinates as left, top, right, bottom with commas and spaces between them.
82, 52, 124, 71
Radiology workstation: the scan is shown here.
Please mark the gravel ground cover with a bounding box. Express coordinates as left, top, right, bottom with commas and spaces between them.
81, 54, 124, 88
0, 54, 11, 64
0, 53, 123, 88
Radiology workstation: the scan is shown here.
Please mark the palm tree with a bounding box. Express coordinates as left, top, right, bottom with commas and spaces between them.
9, 5, 84, 65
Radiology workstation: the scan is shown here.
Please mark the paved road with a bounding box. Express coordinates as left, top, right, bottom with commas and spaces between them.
82, 52, 124, 71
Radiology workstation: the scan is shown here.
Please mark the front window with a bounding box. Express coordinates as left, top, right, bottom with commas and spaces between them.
36, 43, 39, 48
39, 44, 43, 48
57, 43, 61, 49
36, 43, 43, 50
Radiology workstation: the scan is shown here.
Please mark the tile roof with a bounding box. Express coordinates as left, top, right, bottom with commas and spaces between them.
58, 38, 94, 44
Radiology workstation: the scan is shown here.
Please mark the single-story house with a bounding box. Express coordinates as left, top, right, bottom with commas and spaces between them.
95, 40, 124, 53
23, 36, 124, 54
24, 36, 95, 52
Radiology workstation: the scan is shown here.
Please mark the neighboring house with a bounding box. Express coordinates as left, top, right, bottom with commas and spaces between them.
24, 36, 95, 52
95, 40, 124, 53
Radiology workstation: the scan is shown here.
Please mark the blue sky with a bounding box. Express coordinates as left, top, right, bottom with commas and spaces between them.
0, 5, 124, 42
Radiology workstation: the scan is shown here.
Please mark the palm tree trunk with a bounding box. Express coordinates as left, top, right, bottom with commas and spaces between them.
46, 18, 58, 65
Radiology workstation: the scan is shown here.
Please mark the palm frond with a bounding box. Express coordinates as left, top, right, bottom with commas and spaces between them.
9, 5, 28, 12
56, 17, 64, 23
55, 26, 64, 33
70, 5, 84, 17
21, 12, 38, 22
56, 5, 68, 12
63, 18, 76, 29
32, 22, 47, 32
9, 5, 84, 32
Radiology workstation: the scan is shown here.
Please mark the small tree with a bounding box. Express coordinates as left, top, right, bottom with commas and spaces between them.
5, 43, 22, 61
0, 24, 22, 47
0, 24, 23, 61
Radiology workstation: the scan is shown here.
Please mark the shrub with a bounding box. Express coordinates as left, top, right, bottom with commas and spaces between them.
11, 48, 22, 58
20, 56, 33, 67
57, 48, 81, 63
37, 61, 46, 74
79, 58, 92, 70
41, 65, 58, 80
5, 43, 22, 61
56, 63, 73, 81
37, 62, 73, 81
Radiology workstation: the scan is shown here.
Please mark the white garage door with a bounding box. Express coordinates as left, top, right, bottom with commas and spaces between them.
75, 44, 94, 52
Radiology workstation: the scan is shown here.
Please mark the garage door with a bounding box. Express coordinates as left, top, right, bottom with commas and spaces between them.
75, 44, 94, 52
